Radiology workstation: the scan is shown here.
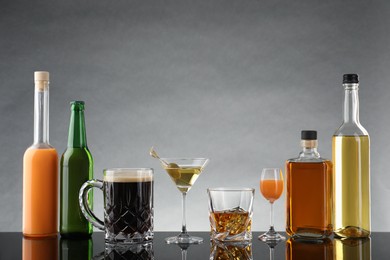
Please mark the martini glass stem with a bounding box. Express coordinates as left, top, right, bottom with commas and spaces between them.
181, 192, 188, 235
269, 247, 275, 260
181, 249, 187, 260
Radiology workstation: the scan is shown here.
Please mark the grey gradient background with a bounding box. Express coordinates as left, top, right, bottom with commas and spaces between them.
1, 0, 390, 232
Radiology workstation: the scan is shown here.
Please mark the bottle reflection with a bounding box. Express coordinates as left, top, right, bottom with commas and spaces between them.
286, 238, 333, 260
97, 242, 153, 260
334, 237, 371, 260
23, 236, 58, 260
60, 237, 92, 260
210, 241, 252, 260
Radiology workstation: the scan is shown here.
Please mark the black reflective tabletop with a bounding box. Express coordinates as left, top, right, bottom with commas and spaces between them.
1, 232, 389, 259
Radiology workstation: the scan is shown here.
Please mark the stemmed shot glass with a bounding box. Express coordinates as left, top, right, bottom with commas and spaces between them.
258, 168, 285, 242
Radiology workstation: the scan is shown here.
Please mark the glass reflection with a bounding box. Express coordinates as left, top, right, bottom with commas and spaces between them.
60, 237, 92, 260
286, 238, 333, 260
210, 241, 252, 260
259, 239, 283, 260
177, 243, 190, 260
334, 237, 371, 260
164, 243, 195, 260
94, 242, 153, 260
23, 236, 58, 260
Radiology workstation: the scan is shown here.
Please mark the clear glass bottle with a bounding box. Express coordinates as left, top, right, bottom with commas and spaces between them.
286, 130, 333, 239
60, 101, 93, 237
332, 74, 370, 238
23, 71, 58, 237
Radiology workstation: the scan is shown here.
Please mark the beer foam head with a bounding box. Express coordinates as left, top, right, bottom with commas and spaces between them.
104, 168, 153, 182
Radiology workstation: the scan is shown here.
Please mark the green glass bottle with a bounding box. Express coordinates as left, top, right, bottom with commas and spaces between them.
60, 101, 93, 237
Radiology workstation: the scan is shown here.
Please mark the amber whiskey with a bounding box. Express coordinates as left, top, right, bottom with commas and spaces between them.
210, 208, 251, 236
286, 130, 333, 239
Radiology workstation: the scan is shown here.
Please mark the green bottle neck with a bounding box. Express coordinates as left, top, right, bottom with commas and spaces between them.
68, 103, 87, 148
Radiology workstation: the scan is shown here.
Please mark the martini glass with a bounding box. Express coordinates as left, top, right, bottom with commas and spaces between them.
160, 157, 209, 244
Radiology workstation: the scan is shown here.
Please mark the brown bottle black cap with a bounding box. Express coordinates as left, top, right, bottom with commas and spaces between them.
301, 130, 317, 140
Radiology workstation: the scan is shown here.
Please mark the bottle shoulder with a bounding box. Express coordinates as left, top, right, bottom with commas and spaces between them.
334, 122, 369, 136
287, 149, 330, 163
287, 157, 330, 163
25, 145, 57, 155
28, 143, 56, 150
24, 146, 58, 163
61, 147, 93, 162
286, 158, 333, 171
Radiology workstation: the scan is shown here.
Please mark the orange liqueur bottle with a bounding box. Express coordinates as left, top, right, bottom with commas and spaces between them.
286, 130, 333, 238
23, 71, 58, 237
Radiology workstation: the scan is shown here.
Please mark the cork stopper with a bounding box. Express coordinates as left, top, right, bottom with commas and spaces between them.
34, 71, 50, 91
301, 140, 318, 148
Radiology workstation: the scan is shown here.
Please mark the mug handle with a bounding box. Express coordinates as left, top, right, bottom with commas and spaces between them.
79, 179, 104, 230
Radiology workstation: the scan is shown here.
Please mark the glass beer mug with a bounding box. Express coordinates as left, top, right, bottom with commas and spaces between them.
79, 168, 154, 244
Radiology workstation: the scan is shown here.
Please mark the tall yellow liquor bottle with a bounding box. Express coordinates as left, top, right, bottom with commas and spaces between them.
286, 130, 333, 239
333, 74, 370, 238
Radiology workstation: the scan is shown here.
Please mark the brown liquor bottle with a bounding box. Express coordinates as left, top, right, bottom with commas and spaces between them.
286, 130, 333, 239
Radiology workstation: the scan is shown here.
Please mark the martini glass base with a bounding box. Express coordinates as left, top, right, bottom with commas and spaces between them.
165, 235, 203, 244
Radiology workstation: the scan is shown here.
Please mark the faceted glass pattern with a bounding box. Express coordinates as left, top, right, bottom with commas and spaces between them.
104, 243, 153, 260
104, 178, 153, 244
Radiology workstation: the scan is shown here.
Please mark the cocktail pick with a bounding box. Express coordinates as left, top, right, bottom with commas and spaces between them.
149, 147, 169, 167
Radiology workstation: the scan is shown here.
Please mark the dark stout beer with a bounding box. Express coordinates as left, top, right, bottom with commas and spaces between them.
103, 174, 153, 242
